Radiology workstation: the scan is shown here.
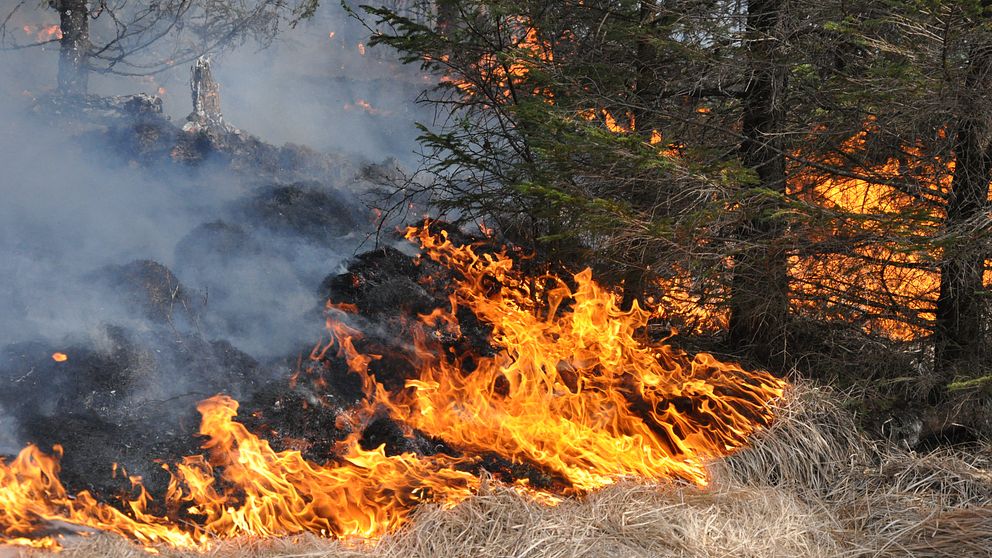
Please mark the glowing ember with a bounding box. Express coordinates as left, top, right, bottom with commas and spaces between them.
344, 99, 386, 115
50, 352, 67, 363
0, 226, 784, 551
21, 24, 63, 42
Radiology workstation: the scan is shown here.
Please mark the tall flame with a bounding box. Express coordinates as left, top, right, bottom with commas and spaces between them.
0, 226, 784, 551
361, 227, 784, 490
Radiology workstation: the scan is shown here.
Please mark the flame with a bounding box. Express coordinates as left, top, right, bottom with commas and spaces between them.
1, 226, 784, 551
357, 42, 366, 56
21, 24, 62, 42
787, 125, 958, 339
0, 397, 478, 551
334, 226, 784, 491
436, 18, 554, 101
633, 124, 971, 341
602, 110, 634, 134
50, 352, 67, 363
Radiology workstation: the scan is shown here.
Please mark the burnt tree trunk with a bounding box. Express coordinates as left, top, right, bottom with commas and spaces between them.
728, 0, 789, 367
52, 0, 89, 95
934, 41, 992, 377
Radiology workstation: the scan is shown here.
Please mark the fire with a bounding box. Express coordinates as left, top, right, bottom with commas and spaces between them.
787, 125, 957, 339
603, 110, 634, 134
357, 227, 784, 489
635, 125, 966, 341
357, 42, 366, 56
0, 397, 478, 551
50, 352, 67, 362
21, 24, 62, 42
0, 226, 784, 551
436, 18, 554, 101
344, 99, 386, 116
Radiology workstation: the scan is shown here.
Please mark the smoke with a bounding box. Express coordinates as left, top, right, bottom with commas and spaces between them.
0, 3, 428, 453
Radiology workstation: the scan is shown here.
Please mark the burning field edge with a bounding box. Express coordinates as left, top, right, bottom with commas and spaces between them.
9, 383, 992, 558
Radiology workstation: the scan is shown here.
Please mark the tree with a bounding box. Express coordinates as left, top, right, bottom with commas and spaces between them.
727, 0, 790, 364
2, 0, 320, 95
934, 8, 992, 377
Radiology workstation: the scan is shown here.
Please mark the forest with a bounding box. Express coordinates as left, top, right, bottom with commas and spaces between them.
1, 1, 992, 557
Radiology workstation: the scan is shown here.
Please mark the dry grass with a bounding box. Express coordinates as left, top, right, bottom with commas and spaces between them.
8, 382, 992, 558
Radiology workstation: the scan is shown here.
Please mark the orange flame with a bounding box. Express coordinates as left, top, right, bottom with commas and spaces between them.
1, 226, 784, 551
0, 397, 478, 551
50, 352, 67, 363
351, 227, 785, 490
787, 125, 957, 339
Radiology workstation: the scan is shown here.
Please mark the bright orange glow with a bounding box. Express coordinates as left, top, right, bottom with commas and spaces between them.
1, 226, 784, 551
50, 352, 67, 363
787, 125, 955, 339
642, 125, 966, 341
602, 110, 634, 134
437, 18, 554, 101
0, 397, 478, 551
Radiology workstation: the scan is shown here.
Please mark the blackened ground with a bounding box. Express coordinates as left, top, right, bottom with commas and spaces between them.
241, 182, 363, 242
2, 91, 558, 514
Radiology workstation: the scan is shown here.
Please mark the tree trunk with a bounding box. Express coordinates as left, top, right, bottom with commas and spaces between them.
728, 0, 789, 367
619, 2, 662, 312
53, 0, 89, 95
934, 42, 992, 377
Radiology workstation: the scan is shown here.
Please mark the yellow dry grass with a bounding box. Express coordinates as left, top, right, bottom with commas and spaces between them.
6, 383, 992, 558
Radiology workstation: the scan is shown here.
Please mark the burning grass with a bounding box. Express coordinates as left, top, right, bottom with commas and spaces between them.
3, 227, 990, 556
7, 385, 991, 558
2, 224, 786, 551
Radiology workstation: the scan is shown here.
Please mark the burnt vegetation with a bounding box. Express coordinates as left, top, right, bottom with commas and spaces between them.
2, 0, 992, 555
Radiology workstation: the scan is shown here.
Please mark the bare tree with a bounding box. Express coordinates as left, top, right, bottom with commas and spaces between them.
2, 0, 320, 94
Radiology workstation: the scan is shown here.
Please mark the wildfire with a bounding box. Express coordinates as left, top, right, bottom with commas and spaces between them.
50, 352, 67, 362
360, 227, 783, 489
637, 124, 972, 341
787, 125, 958, 339
0, 226, 784, 551
437, 18, 554, 101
